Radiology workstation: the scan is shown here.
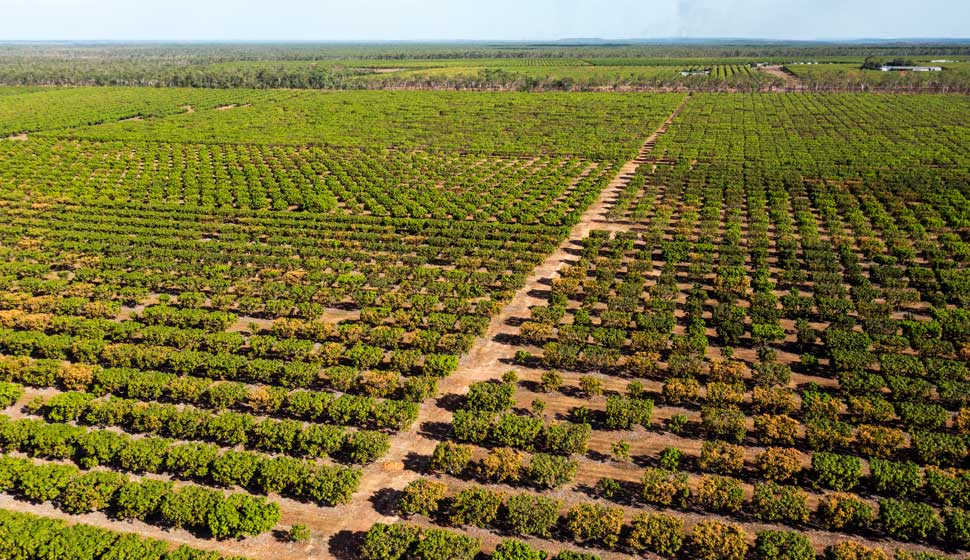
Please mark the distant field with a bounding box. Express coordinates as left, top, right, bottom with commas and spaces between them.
37, 89, 684, 159
348, 62, 781, 90
786, 61, 970, 90
0, 87, 287, 136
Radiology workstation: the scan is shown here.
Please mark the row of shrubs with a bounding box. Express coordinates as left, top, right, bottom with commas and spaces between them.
0, 322, 463, 382
0, 455, 279, 540
0, 509, 250, 560
637, 466, 970, 547
362, 518, 948, 560
0, 357, 422, 431
400, 476, 970, 552
643, 441, 970, 510
465, 377, 654, 431
0, 414, 361, 506
38, 391, 392, 464
361, 523, 599, 560
430, 441, 578, 489
0, 346, 428, 428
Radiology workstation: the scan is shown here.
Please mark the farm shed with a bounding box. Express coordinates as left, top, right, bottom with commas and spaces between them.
879, 65, 943, 72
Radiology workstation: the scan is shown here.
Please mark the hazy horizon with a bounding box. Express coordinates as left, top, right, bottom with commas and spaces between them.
1, 38, 969, 45
2, 0, 969, 42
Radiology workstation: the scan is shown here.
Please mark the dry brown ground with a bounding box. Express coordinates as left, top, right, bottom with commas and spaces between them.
759, 65, 803, 89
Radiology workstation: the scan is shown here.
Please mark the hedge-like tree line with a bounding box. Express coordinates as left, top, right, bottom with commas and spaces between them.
0, 414, 361, 507
0, 455, 279, 539
0, 509, 251, 560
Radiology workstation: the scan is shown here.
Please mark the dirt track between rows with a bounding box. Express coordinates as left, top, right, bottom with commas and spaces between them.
307, 95, 693, 557
759, 64, 803, 89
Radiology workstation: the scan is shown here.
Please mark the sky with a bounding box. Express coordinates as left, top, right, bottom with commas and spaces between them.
0, 0, 968, 42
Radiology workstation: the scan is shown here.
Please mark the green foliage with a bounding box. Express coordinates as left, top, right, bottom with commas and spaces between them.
565, 503, 623, 549
448, 486, 503, 528
912, 430, 968, 466
466, 381, 514, 412
452, 409, 493, 444
542, 422, 591, 455
360, 523, 420, 560
0, 509, 237, 560
504, 494, 561, 538
869, 459, 923, 498
288, 524, 311, 543
492, 413, 543, 450
527, 453, 577, 489
817, 493, 875, 531
0, 382, 24, 409
812, 452, 862, 491
823, 541, 888, 560
604, 396, 652, 429
752, 482, 810, 524
641, 467, 690, 508
878, 498, 944, 541
689, 520, 748, 560
114, 479, 172, 521
397, 478, 447, 517
410, 527, 480, 560
207, 494, 280, 540
553, 553, 600, 560
626, 512, 684, 557
43, 391, 94, 422
942, 507, 970, 548
493, 540, 547, 560
754, 530, 814, 560
695, 475, 745, 513
345, 430, 390, 464
539, 371, 563, 393
658, 447, 682, 470
429, 441, 473, 475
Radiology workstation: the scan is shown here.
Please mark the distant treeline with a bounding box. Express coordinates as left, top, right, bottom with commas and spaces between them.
0, 59, 367, 89
2, 42, 970, 61
0, 43, 969, 91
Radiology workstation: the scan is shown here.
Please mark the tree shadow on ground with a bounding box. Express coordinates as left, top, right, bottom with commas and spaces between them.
369, 487, 402, 516
418, 420, 451, 441
327, 530, 365, 560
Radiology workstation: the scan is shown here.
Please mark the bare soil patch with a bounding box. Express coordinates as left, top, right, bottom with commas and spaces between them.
759, 64, 802, 89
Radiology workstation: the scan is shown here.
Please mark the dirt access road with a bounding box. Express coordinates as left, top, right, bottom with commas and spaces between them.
314, 95, 692, 556
759, 64, 803, 89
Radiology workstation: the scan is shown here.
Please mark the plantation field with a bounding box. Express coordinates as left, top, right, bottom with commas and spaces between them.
787, 62, 970, 91
371, 93, 970, 560
40, 90, 683, 160
350, 63, 782, 91
0, 85, 684, 559
0, 139, 621, 219
0, 84, 969, 560
0, 87, 285, 137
